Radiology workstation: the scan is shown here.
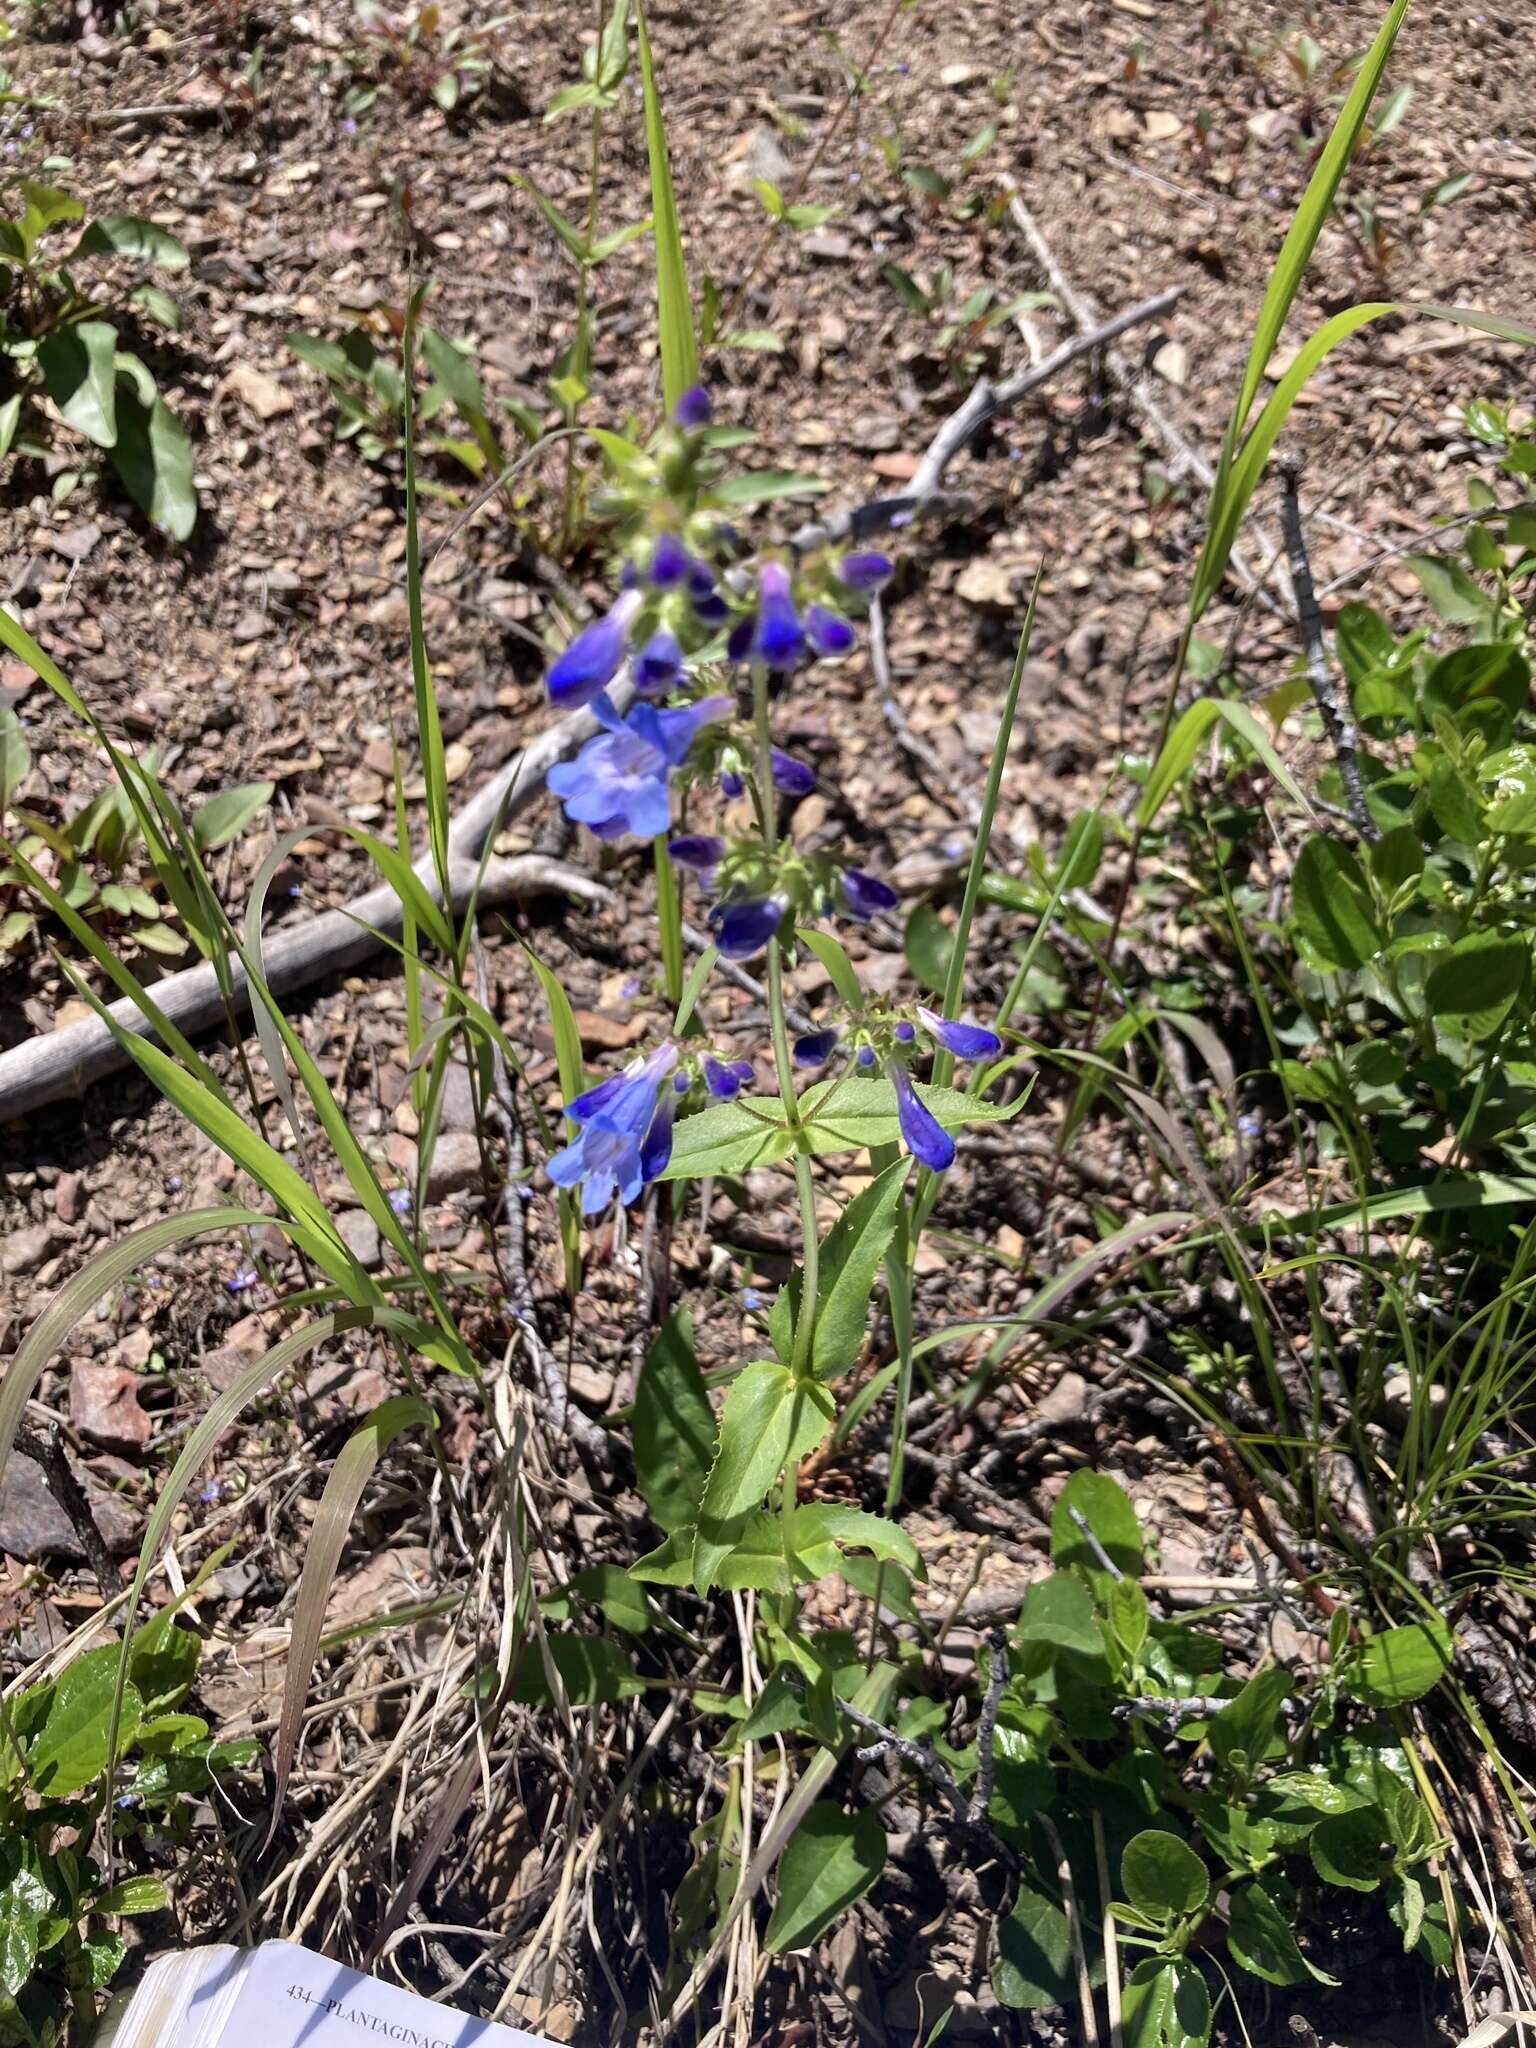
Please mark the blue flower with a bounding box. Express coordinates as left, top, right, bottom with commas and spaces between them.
752, 561, 805, 670
891, 1063, 954, 1172
841, 868, 899, 920
547, 588, 642, 711
894, 1019, 916, 1043
548, 1043, 681, 1214
387, 1186, 413, 1216
805, 604, 855, 657
793, 1028, 841, 1067
703, 1054, 756, 1098
837, 550, 894, 592
710, 894, 788, 959
635, 629, 683, 691
675, 384, 712, 428
648, 532, 691, 589
771, 749, 815, 795
856, 1043, 876, 1068
720, 769, 745, 799
668, 833, 726, 871
917, 1005, 1001, 1060
547, 695, 731, 839
727, 615, 755, 663
689, 562, 728, 626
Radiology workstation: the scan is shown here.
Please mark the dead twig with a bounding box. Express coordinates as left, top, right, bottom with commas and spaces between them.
12, 1422, 120, 1603
1277, 457, 1377, 840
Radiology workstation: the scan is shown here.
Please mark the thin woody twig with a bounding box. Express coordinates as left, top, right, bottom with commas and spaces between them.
13, 1422, 119, 1602
967, 1625, 1010, 1825
1277, 456, 1377, 841
836, 1688, 1019, 1872
1067, 1505, 1127, 1583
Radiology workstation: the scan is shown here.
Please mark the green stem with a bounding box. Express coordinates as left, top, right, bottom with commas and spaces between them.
750, 664, 820, 1390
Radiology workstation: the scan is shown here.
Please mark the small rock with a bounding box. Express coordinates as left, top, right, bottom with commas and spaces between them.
6, 1223, 61, 1276
1064, 620, 1107, 676
227, 363, 294, 421
51, 522, 102, 564
575, 1008, 645, 1051
1151, 339, 1188, 386
1246, 107, 1290, 144
568, 1361, 615, 1407
1031, 1371, 1091, 1430
730, 125, 793, 192
424, 1130, 483, 1201
850, 412, 903, 452
801, 231, 852, 262
1382, 1371, 1445, 1425
955, 558, 1019, 610
872, 451, 920, 481
54, 1173, 83, 1224
337, 1210, 383, 1271
940, 62, 980, 85
0, 1456, 137, 1563
70, 1364, 152, 1454
1143, 111, 1183, 142
438, 1058, 478, 1133
233, 609, 267, 644
386, 1133, 418, 1179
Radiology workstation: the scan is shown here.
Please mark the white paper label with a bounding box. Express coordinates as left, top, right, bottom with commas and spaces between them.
207, 1943, 552, 2048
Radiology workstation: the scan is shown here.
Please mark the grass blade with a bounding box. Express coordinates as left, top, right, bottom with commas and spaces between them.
402, 282, 452, 903
267, 1394, 438, 1832
635, 0, 697, 409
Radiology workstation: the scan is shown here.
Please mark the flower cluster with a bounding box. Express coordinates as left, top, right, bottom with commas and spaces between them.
546, 1037, 761, 1214
792, 1004, 1004, 1172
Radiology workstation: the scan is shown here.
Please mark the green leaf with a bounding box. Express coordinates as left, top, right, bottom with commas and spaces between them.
1386, 1872, 1425, 1952
510, 1633, 645, 1706
880, 261, 932, 315
38, 320, 118, 447
72, 215, 189, 268
1349, 1621, 1451, 1707
805, 1157, 911, 1381
94, 1876, 168, 1916
633, 1309, 715, 1535
1335, 601, 1397, 687
129, 283, 180, 330
109, 384, 196, 540
662, 1076, 1023, 1179
1208, 1664, 1290, 1772
693, 1363, 834, 1591
85, 1929, 128, 1988
1292, 835, 1381, 970
0, 392, 22, 464
287, 331, 359, 384
591, 0, 631, 89
128, 1609, 200, 1717
1013, 1571, 1102, 1657
904, 900, 953, 992
790, 1504, 922, 1576
588, 215, 653, 263
1122, 1958, 1212, 2048
1138, 696, 1313, 827
28, 1646, 144, 1796
635, 0, 697, 410
710, 469, 828, 505
508, 172, 590, 261
190, 780, 274, 851
0, 710, 30, 814
764, 1802, 886, 1952
1227, 1879, 1335, 1987
1050, 1468, 1143, 1583
1122, 1830, 1210, 1920
18, 181, 84, 256
1424, 642, 1530, 721
0, 1895, 38, 2001
741, 1665, 809, 1740
993, 1881, 1075, 2009
419, 325, 485, 416
1310, 1808, 1390, 1892
1406, 552, 1495, 626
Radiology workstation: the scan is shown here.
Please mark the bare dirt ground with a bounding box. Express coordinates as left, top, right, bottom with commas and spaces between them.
0, 0, 1532, 2039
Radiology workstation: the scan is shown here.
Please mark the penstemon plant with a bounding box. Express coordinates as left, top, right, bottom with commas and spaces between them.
535, 381, 1024, 1612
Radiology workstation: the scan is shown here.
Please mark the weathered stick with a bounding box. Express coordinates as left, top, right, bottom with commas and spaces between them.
13, 1421, 121, 1599
0, 682, 633, 1124
1277, 456, 1377, 840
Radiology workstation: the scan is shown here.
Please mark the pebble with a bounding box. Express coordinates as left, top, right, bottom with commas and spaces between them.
337, 1210, 383, 1271
69, 1364, 152, 1454
7, 1222, 61, 1276
424, 1130, 483, 1201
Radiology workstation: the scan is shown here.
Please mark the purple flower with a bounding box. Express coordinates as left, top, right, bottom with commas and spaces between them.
675, 384, 711, 428
648, 532, 691, 589
891, 1064, 954, 1172
894, 1020, 916, 1043
720, 769, 745, 799
793, 1028, 841, 1067
837, 550, 894, 592
228, 1265, 257, 1294
547, 589, 642, 710
726, 615, 755, 663
752, 561, 805, 670
771, 749, 815, 796
856, 1044, 876, 1068
387, 1187, 413, 1216
547, 694, 731, 839
548, 1042, 680, 1214
635, 629, 683, 692
689, 561, 728, 626
668, 833, 726, 871
805, 604, 855, 657
917, 1005, 1002, 1061
703, 1055, 756, 1098
841, 868, 899, 920
742, 1286, 766, 1311
710, 894, 788, 960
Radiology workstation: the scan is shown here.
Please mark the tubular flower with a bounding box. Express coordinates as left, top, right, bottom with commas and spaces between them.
547, 1042, 681, 1213
703, 1055, 756, 1098
805, 604, 856, 657
546, 695, 731, 839
648, 532, 691, 589
634, 628, 683, 692
710, 893, 788, 960
837, 550, 894, 592
840, 868, 899, 921
751, 560, 805, 670
793, 1028, 841, 1068
674, 384, 712, 429
917, 1005, 1002, 1061
770, 749, 815, 796
667, 833, 726, 872
891, 1062, 954, 1172
546, 588, 642, 710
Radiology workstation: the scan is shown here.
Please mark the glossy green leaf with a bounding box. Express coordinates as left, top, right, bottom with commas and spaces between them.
1423, 933, 1526, 1039
191, 780, 274, 851
1310, 1808, 1391, 1892
993, 1881, 1076, 2009
634, 0, 697, 409
38, 320, 118, 447
764, 1803, 886, 1953
633, 1309, 715, 1535
1122, 1830, 1210, 1920
1138, 696, 1312, 827
1292, 835, 1382, 971
1013, 1572, 1102, 1658
1122, 1959, 1212, 2048
693, 1363, 834, 1592
1349, 1621, 1451, 1706
661, 1077, 1023, 1178
772, 1157, 911, 1380
73, 215, 189, 268
1227, 1879, 1335, 1986
28, 1647, 143, 1796
1050, 1468, 1143, 1583
110, 384, 196, 539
